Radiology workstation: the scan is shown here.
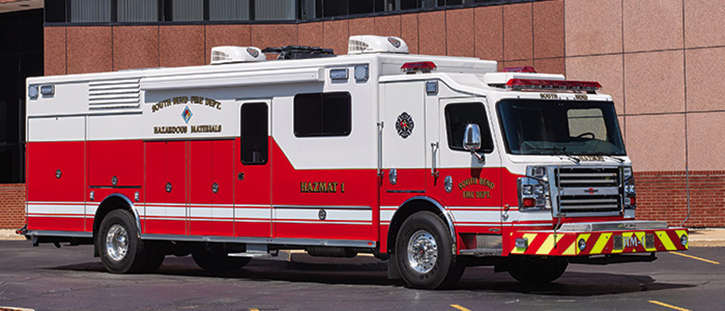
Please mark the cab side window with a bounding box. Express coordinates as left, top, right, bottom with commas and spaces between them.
445, 103, 494, 153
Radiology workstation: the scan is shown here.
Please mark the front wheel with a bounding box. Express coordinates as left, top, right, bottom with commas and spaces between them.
97, 209, 149, 274
395, 211, 465, 289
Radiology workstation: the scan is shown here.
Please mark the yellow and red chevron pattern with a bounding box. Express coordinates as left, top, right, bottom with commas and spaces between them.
508, 228, 688, 256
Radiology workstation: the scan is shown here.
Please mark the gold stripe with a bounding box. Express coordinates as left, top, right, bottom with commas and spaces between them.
591, 233, 612, 254
648, 300, 691, 311
450, 304, 472, 311
536, 234, 556, 255
562, 241, 576, 256
657, 231, 677, 251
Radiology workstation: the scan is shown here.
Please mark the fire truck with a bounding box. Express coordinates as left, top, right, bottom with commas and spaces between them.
22, 35, 688, 289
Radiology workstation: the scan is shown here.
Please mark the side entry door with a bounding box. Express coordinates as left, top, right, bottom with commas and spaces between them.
380, 81, 427, 194
436, 98, 503, 234
234, 100, 272, 238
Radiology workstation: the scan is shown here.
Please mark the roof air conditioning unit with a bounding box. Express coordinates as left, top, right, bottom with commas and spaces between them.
348, 35, 409, 55
211, 46, 266, 65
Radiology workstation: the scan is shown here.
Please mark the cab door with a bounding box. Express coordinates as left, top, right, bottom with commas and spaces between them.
234, 100, 272, 238
436, 98, 503, 234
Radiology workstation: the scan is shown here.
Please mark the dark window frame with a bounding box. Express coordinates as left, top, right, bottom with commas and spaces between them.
240, 102, 269, 165
444, 102, 494, 154
293, 92, 352, 138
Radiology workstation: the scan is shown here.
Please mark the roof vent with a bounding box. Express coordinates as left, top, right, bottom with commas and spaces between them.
211, 46, 266, 65
348, 35, 409, 55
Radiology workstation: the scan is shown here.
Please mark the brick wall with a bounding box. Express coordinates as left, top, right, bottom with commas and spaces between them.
635, 171, 725, 228
0, 183, 25, 229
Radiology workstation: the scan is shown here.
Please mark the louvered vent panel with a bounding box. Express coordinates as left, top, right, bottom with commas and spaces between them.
88, 78, 140, 110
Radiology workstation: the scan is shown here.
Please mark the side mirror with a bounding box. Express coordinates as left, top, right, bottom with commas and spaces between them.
463, 123, 481, 151
463, 123, 485, 163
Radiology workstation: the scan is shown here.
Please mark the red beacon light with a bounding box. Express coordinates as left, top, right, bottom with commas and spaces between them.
401, 61, 437, 74
505, 78, 602, 92
503, 66, 537, 73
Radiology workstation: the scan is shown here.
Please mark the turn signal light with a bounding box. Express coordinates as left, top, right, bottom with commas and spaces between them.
522, 198, 536, 207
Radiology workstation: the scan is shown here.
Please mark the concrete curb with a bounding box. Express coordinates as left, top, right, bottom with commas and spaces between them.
688, 229, 725, 247
0, 229, 25, 241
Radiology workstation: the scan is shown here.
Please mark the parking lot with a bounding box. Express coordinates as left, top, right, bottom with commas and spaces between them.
0, 239, 723, 311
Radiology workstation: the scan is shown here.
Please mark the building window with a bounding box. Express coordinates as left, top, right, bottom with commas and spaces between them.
294, 92, 352, 137
168, 0, 203, 21
209, 0, 250, 21
69, 0, 111, 22
45, 0, 541, 24
117, 0, 158, 22
256, 0, 295, 20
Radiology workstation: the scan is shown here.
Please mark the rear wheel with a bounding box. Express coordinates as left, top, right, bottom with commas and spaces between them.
97, 209, 149, 274
395, 211, 465, 289
192, 248, 251, 272
507, 256, 568, 284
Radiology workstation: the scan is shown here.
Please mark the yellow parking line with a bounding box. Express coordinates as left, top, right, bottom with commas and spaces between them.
250, 309, 260, 311
670, 251, 721, 265
450, 304, 472, 311
649, 300, 691, 311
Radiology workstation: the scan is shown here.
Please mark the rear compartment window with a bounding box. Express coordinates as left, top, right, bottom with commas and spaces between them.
294, 92, 352, 137
241, 102, 268, 165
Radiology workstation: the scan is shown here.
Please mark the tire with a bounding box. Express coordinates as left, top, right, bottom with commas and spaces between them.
395, 211, 465, 289
142, 241, 167, 273
507, 256, 568, 285
192, 249, 251, 272
97, 209, 149, 274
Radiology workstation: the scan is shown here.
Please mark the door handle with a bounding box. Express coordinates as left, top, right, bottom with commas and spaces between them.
431, 142, 439, 177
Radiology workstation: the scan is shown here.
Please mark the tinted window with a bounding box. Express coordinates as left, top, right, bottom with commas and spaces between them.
241, 103, 268, 165
294, 92, 351, 137
445, 102, 494, 153
497, 99, 626, 155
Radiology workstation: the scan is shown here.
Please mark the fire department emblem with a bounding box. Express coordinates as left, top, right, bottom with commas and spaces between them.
181, 106, 193, 124
247, 48, 259, 58
388, 37, 401, 48
396, 112, 414, 138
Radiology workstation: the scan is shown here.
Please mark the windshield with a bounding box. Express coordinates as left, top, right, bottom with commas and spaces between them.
497, 99, 626, 156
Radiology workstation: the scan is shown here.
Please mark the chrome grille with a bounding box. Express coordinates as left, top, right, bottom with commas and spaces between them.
556, 167, 621, 216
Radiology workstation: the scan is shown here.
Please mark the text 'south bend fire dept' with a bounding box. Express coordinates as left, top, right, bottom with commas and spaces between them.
21, 35, 687, 289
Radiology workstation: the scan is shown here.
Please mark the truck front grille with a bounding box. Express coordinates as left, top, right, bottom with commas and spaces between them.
556, 167, 621, 216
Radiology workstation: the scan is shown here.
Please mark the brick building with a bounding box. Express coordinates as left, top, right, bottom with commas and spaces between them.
1, 0, 725, 228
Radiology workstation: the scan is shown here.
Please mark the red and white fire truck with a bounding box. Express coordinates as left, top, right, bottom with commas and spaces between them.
22, 35, 688, 289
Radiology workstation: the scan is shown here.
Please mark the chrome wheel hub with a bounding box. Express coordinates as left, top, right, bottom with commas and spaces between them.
105, 224, 129, 262
407, 230, 438, 273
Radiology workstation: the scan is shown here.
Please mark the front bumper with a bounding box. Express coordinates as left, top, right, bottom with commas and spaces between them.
508, 221, 688, 256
